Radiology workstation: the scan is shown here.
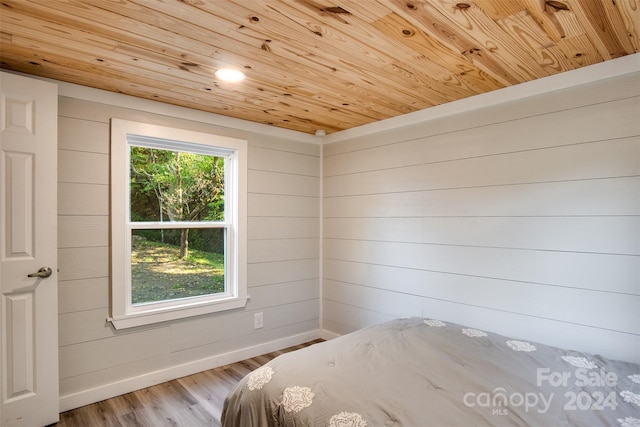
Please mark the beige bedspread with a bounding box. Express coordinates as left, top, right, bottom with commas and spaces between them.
221, 318, 639, 426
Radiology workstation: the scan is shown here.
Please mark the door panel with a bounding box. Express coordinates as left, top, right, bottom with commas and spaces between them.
0, 71, 58, 426
4, 151, 34, 259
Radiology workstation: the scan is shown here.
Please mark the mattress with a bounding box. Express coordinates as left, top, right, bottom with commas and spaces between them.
221, 318, 640, 426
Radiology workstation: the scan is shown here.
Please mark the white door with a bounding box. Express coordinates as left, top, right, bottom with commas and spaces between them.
0, 72, 59, 426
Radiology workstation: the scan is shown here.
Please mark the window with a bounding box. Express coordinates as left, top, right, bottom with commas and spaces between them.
109, 119, 247, 329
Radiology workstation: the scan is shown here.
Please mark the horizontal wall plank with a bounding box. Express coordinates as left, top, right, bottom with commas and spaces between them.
248, 238, 319, 263
534, 251, 640, 295
323, 278, 639, 334
58, 96, 318, 150
58, 247, 109, 281
323, 73, 640, 156
246, 279, 319, 311
59, 97, 237, 138
59, 308, 114, 346
249, 146, 320, 176
58, 150, 110, 185
324, 177, 640, 217
59, 327, 171, 379
58, 116, 110, 153
324, 238, 640, 291
58, 277, 109, 314
58, 215, 109, 248
59, 96, 126, 123
247, 135, 320, 156
248, 217, 319, 239
323, 280, 422, 319
324, 96, 640, 174
324, 216, 640, 255
249, 194, 319, 217
324, 137, 639, 197
324, 257, 639, 297
170, 299, 319, 351
322, 299, 395, 331
248, 170, 319, 196
248, 259, 319, 287
59, 183, 109, 216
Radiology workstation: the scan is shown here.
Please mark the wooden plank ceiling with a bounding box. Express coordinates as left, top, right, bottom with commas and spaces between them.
1, 0, 638, 134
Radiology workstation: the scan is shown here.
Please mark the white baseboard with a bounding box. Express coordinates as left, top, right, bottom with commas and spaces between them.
59, 329, 321, 412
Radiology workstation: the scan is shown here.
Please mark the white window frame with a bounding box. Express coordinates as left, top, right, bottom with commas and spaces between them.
109, 119, 248, 329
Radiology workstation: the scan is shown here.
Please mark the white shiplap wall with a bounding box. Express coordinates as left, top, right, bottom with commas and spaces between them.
57, 96, 320, 410
322, 71, 640, 363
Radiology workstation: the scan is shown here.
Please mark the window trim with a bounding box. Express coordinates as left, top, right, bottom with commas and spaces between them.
109, 119, 248, 329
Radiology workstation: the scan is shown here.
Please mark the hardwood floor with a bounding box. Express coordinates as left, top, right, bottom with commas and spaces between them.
54, 340, 323, 427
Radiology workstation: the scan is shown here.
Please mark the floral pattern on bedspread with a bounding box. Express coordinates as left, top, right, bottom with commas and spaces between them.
561, 355, 599, 369
281, 386, 315, 413
424, 319, 446, 327
619, 417, 640, 427
328, 411, 367, 427
247, 366, 274, 390
462, 328, 487, 338
244, 364, 368, 424
629, 374, 640, 384
620, 390, 640, 406
506, 340, 537, 352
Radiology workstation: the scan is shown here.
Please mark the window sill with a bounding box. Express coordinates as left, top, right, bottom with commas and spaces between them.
108, 296, 249, 330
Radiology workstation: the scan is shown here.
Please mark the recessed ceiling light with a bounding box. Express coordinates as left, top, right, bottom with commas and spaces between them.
215, 68, 246, 82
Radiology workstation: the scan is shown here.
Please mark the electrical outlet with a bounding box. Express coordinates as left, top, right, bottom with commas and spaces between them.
254, 312, 264, 329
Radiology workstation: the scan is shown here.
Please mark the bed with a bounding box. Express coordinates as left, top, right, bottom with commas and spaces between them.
221, 318, 639, 426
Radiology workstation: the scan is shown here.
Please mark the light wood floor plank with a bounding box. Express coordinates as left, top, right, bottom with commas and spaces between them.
53, 340, 323, 427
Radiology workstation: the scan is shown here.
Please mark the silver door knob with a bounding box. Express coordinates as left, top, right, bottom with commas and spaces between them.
27, 267, 53, 278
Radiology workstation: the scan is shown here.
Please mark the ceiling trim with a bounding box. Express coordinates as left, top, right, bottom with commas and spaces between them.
324, 53, 640, 145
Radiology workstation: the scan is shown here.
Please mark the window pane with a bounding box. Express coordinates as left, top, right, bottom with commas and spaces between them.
129, 146, 225, 222
131, 228, 226, 305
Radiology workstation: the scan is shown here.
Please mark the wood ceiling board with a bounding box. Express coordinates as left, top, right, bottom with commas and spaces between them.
614, 0, 640, 52
372, 11, 503, 89
145, 0, 425, 124
218, 1, 458, 108
0, 0, 637, 135
567, 0, 634, 58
